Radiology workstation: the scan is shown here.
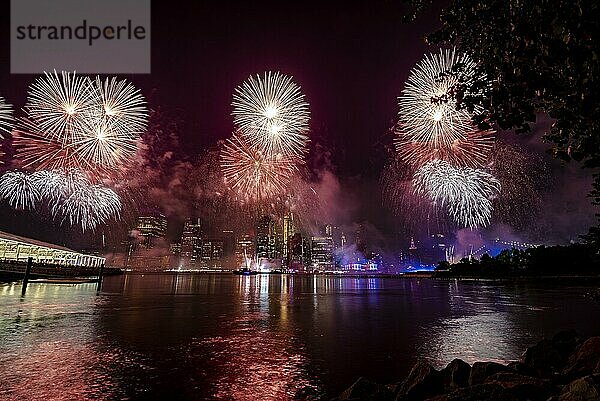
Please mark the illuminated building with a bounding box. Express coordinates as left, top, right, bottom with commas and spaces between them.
170, 243, 181, 255
429, 233, 449, 263
126, 214, 170, 271
200, 238, 224, 269
256, 216, 277, 259
180, 218, 202, 267
355, 224, 367, 255
282, 213, 295, 258
310, 236, 334, 271
0, 230, 104, 268
222, 230, 235, 257
235, 234, 255, 265
408, 236, 419, 266
288, 233, 309, 271
127, 255, 172, 271
136, 214, 168, 248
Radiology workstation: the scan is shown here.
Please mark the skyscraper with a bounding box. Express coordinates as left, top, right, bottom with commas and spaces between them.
180, 218, 202, 267
200, 238, 224, 269
221, 230, 235, 257
408, 236, 419, 267
311, 236, 334, 271
288, 232, 307, 271
136, 214, 168, 248
283, 213, 295, 259
256, 216, 277, 259
235, 234, 255, 265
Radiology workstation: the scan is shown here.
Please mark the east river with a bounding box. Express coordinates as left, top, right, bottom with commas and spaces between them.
1, 274, 599, 400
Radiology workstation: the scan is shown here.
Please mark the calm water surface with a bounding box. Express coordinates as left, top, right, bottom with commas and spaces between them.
1, 274, 599, 400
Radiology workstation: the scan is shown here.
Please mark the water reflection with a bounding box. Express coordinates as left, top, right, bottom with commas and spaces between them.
0, 276, 599, 400
0, 282, 148, 401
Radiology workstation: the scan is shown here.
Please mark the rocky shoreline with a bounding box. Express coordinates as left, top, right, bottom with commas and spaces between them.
332, 331, 600, 401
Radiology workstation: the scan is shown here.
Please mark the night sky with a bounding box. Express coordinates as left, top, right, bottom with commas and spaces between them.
0, 1, 597, 250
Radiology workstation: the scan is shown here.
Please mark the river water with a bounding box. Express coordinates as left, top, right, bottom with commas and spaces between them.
1, 274, 599, 400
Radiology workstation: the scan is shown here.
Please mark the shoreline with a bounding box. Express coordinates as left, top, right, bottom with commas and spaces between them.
122, 271, 600, 281
3, 270, 600, 286
332, 331, 600, 401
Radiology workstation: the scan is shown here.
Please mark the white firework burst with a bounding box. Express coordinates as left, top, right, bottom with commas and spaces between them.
16, 72, 148, 178
24, 70, 96, 143
232, 71, 310, 157
0, 96, 14, 136
71, 116, 140, 170
413, 159, 500, 228
90, 76, 148, 136
398, 48, 488, 148
53, 175, 121, 232
0, 170, 42, 210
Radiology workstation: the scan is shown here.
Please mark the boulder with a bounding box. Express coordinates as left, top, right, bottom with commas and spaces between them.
558, 374, 600, 401
336, 377, 395, 401
395, 361, 443, 401
440, 359, 471, 390
507, 361, 538, 377
522, 331, 581, 378
445, 383, 518, 401
423, 395, 448, 401
484, 371, 554, 400
469, 361, 511, 386
563, 337, 600, 378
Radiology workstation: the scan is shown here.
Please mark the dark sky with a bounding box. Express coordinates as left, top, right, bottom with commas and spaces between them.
0, 1, 597, 249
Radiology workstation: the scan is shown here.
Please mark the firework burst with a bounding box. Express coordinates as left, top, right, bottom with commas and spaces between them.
57, 183, 121, 232
14, 71, 148, 180
71, 116, 141, 170
398, 48, 488, 148
232, 71, 310, 157
36, 169, 121, 231
220, 133, 297, 202
0, 96, 14, 164
91, 76, 148, 135
394, 124, 495, 168
12, 118, 80, 171
0, 167, 121, 231
24, 71, 96, 142
413, 159, 500, 228
0, 171, 42, 210
0, 96, 13, 136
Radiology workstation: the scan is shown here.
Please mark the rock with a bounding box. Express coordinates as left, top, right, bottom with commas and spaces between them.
336, 377, 395, 401
469, 361, 511, 386
424, 395, 448, 401
445, 383, 518, 401
522, 331, 581, 378
440, 359, 471, 390
396, 361, 443, 401
507, 361, 539, 377
485, 372, 554, 401
563, 337, 600, 378
558, 374, 600, 401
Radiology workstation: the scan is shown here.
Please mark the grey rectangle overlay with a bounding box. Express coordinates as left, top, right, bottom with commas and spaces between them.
11, 0, 150, 74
